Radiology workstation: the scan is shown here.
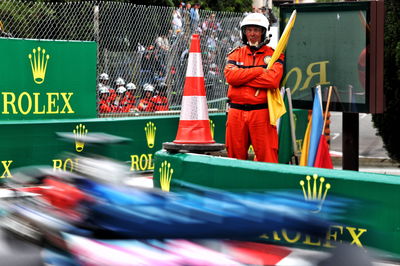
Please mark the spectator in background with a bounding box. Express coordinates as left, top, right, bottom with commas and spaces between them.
137, 43, 146, 54
202, 13, 221, 35
260, 6, 278, 26
136, 83, 155, 112
177, 2, 185, 17
172, 4, 183, 35
152, 49, 167, 84
190, 3, 200, 33
155, 32, 170, 65
98, 73, 110, 90
111, 77, 127, 113
139, 45, 157, 86
206, 63, 221, 81
97, 73, 112, 113
155, 33, 170, 52
103, 75, 116, 103
206, 31, 217, 52
217, 37, 232, 63
229, 27, 242, 47
205, 62, 223, 100
152, 82, 169, 111
184, 3, 191, 33
98, 87, 112, 113
121, 82, 138, 113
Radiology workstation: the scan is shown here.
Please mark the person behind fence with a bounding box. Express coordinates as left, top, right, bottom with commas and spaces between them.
189, 3, 200, 33
98, 87, 112, 113
206, 62, 222, 79
205, 62, 222, 100
155, 32, 170, 56
152, 82, 169, 111
121, 82, 138, 113
139, 45, 157, 86
172, 3, 184, 35
136, 83, 155, 112
98, 73, 110, 90
183, 3, 191, 33
260, 6, 278, 26
224, 13, 284, 163
111, 77, 127, 112
97, 73, 112, 113
202, 13, 221, 36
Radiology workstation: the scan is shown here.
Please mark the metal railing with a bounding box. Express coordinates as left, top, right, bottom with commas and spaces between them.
1, 1, 245, 117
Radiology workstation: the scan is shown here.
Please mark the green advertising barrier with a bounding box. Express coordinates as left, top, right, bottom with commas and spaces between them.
153, 150, 400, 258
0, 113, 225, 178
0, 104, 307, 180
0, 38, 97, 120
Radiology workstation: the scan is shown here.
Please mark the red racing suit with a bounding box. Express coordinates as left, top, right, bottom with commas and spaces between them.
224, 45, 284, 163
151, 95, 169, 111
99, 98, 112, 113
137, 97, 155, 112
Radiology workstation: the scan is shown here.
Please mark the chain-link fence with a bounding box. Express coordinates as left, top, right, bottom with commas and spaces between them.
0, 1, 245, 117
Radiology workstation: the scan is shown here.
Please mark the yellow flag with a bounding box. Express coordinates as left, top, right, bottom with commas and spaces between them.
268, 88, 286, 126
257, 10, 297, 125
299, 116, 312, 166
266, 10, 297, 70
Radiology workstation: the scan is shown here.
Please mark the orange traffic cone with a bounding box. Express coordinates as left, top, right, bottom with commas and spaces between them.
173, 34, 214, 144
163, 34, 224, 153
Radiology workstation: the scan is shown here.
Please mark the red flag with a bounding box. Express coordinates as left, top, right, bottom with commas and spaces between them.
314, 135, 333, 169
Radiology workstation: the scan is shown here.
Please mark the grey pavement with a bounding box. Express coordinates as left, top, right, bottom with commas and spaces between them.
329, 112, 400, 176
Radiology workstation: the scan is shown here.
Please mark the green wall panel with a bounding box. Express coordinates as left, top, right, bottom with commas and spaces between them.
0, 113, 226, 178
154, 151, 400, 258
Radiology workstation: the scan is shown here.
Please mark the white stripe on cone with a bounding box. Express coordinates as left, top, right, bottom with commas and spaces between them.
186, 53, 204, 77
180, 96, 209, 120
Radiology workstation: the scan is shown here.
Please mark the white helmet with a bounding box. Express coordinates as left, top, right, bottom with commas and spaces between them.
240, 13, 270, 46
98, 86, 110, 94
116, 86, 127, 94
99, 73, 109, 81
115, 77, 125, 86
143, 83, 155, 92
126, 83, 137, 90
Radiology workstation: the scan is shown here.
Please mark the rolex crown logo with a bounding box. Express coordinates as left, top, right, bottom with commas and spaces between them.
299, 174, 331, 213
144, 122, 156, 148
209, 119, 215, 139
73, 124, 88, 152
159, 161, 173, 192
28, 47, 50, 84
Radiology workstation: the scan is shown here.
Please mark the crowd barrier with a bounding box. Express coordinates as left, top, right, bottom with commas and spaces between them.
0, 113, 225, 179
154, 150, 400, 258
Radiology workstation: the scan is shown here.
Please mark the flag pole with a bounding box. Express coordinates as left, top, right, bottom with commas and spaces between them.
285, 87, 299, 164
255, 9, 297, 97
322, 86, 333, 135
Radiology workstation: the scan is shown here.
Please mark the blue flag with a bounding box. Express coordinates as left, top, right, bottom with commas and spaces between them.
307, 86, 324, 166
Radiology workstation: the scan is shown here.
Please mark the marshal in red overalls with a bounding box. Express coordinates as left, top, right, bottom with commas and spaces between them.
224, 13, 284, 163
